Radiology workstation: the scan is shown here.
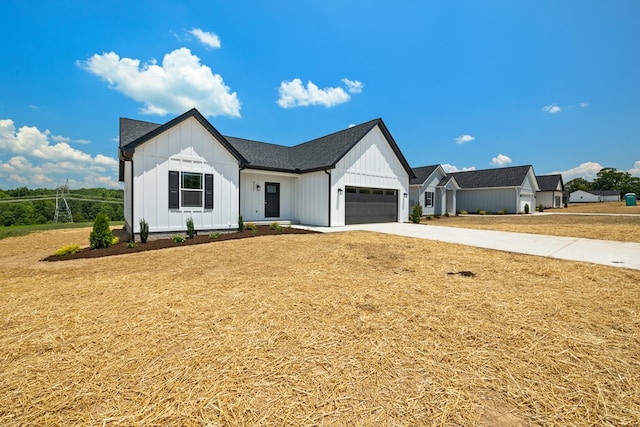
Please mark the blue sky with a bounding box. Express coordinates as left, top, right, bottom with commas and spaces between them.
1, 0, 639, 189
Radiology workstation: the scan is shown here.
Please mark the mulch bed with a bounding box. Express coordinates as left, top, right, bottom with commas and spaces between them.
43, 225, 318, 262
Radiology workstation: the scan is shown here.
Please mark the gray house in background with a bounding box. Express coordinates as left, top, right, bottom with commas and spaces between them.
437, 165, 539, 214
409, 164, 447, 216
536, 174, 565, 208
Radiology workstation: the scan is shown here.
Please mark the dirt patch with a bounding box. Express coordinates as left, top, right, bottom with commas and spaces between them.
42, 225, 318, 261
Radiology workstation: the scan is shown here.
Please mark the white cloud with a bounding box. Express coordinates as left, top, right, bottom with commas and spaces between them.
490, 154, 512, 166
442, 163, 476, 173
628, 161, 640, 177
551, 161, 603, 182
277, 78, 355, 108
542, 104, 561, 114
79, 47, 240, 117
0, 119, 120, 189
579, 102, 590, 108
188, 28, 221, 49
342, 78, 363, 94
454, 134, 475, 144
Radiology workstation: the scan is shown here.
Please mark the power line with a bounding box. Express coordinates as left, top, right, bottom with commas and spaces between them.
54, 180, 73, 223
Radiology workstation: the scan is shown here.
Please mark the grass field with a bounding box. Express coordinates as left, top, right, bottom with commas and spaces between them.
0, 221, 124, 241
1, 215, 639, 425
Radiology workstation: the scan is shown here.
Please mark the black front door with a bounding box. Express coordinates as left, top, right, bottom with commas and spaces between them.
265, 182, 280, 217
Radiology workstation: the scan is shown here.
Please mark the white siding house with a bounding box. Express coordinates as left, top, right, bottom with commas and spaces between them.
570, 190, 621, 203
119, 109, 415, 236
536, 174, 565, 208
409, 165, 447, 216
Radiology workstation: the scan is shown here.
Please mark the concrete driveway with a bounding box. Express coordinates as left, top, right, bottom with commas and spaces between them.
297, 223, 640, 270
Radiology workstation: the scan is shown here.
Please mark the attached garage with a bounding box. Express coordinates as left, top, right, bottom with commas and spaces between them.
345, 187, 398, 224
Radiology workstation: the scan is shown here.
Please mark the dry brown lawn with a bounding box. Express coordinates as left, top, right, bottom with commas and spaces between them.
1, 227, 639, 426
426, 202, 640, 243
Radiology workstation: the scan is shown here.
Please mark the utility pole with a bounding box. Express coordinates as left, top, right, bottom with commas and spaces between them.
54, 180, 73, 223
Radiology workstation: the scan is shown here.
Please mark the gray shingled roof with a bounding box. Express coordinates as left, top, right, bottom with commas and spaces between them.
410, 164, 440, 185
536, 174, 563, 192
120, 109, 415, 177
119, 118, 161, 147
443, 165, 534, 189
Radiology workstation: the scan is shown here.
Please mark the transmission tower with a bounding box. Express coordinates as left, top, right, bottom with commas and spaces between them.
54, 180, 73, 223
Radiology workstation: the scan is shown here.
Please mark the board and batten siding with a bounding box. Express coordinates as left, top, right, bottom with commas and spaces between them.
456, 188, 518, 214
240, 171, 295, 222
123, 161, 133, 233
294, 171, 330, 226
331, 125, 410, 226
131, 116, 240, 234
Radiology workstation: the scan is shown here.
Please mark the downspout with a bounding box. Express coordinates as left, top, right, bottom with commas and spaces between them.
239, 164, 245, 229
324, 169, 331, 227
130, 159, 135, 242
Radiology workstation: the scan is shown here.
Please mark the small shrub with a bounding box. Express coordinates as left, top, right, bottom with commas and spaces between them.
186, 217, 195, 239
238, 215, 244, 232
524, 203, 530, 214
111, 236, 120, 245
89, 212, 113, 249
245, 222, 257, 232
478, 210, 487, 215
444, 212, 450, 217
127, 241, 137, 248
410, 204, 423, 223
270, 222, 283, 231
426, 215, 433, 220
139, 218, 149, 243
460, 210, 468, 215
209, 232, 221, 239
538, 204, 544, 212
54, 244, 81, 256
172, 234, 186, 243
498, 208, 507, 215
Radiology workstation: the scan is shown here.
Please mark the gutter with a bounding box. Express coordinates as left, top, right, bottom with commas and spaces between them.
130, 158, 135, 241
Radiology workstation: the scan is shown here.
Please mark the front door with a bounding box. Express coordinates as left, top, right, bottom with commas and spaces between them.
265, 182, 280, 217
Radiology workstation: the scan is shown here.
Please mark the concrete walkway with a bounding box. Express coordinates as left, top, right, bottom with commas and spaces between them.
296, 223, 640, 270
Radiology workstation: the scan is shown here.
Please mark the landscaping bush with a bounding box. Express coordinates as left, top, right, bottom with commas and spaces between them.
498, 208, 507, 215
538, 204, 544, 212
245, 223, 257, 232
238, 215, 244, 232
127, 241, 137, 248
186, 217, 195, 239
524, 203, 530, 214
209, 232, 221, 239
139, 218, 149, 243
111, 236, 120, 245
89, 212, 113, 249
270, 222, 283, 231
478, 210, 487, 215
54, 244, 81, 256
410, 204, 423, 223
171, 234, 186, 243
460, 210, 468, 215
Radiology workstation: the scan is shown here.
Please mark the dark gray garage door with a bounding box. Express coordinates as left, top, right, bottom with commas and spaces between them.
345, 187, 398, 224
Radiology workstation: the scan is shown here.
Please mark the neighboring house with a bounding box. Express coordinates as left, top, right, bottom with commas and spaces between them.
409, 164, 447, 216
436, 165, 539, 214
569, 190, 621, 203
536, 174, 565, 208
118, 108, 415, 236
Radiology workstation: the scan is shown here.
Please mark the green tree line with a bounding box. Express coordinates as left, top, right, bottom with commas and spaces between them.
565, 167, 640, 196
0, 187, 124, 226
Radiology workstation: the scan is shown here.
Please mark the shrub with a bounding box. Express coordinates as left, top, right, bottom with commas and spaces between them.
139, 218, 149, 243
89, 212, 113, 249
111, 236, 120, 245
270, 222, 283, 231
186, 217, 195, 239
444, 212, 450, 217
498, 208, 507, 215
171, 234, 186, 243
245, 222, 257, 232
538, 204, 544, 212
524, 203, 530, 214
127, 241, 137, 248
209, 232, 221, 239
426, 215, 433, 220
460, 210, 468, 215
238, 215, 244, 232
54, 244, 81, 256
410, 204, 423, 223
478, 210, 487, 215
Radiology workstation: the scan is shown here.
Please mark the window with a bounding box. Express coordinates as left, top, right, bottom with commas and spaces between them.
425, 191, 434, 207
169, 171, 213, 209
